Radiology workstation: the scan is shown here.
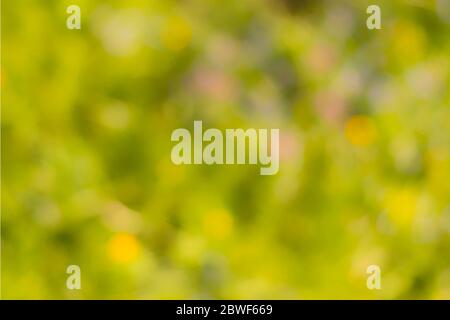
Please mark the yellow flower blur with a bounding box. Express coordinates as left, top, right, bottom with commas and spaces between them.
107, 233, 141, 264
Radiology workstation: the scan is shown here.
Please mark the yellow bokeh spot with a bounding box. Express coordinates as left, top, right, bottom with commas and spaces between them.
345, 115, 376, 146
161, 16, 192, 51
107, 233, 141, 264
385, 188, 419, 228
391, 21, 425, 66
203, 208, 234, 240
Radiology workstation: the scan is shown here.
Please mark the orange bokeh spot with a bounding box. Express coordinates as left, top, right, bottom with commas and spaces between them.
345, 115, 376, 146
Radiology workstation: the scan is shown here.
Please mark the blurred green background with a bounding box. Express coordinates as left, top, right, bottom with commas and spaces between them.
2, 0, 450, 299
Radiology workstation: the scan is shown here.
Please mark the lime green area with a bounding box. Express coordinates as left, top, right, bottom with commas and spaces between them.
2, 0, 450, 299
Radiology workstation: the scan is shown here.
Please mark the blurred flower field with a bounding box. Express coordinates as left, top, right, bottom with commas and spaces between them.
2, 0, 450, 299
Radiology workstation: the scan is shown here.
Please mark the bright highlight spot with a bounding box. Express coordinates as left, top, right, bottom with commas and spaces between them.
107, 233, 141, 264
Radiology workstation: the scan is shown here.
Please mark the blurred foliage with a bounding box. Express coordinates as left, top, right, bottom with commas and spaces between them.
2, 0, 450, 299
